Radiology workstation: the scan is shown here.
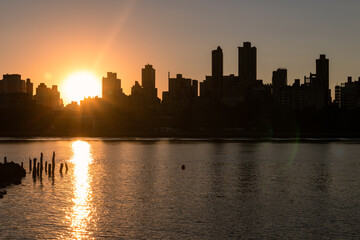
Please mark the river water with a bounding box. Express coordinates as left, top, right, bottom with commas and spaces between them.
0, 138, 360, 239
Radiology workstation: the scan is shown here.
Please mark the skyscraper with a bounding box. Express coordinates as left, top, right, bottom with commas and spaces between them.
212, 46, 223, 80
210, 46, 223, 99
238, 42, 256, 82
316, 54, 330, 106
142, 64, 155, 89
316, 54, 329, 90
141, 64, 158, 100
102, 72, 122, 103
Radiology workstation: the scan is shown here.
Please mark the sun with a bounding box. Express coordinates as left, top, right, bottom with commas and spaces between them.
61, 71, 101, 104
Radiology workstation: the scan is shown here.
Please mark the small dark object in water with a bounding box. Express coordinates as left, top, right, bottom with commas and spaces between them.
181, 165, 185, 170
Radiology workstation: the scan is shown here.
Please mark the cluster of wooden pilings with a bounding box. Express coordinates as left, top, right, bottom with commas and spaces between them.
29, 151, 68, 181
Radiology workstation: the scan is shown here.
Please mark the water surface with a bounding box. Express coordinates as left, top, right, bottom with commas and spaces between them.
0, 139, 360, 239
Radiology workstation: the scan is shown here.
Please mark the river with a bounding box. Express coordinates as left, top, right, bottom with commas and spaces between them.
0, 138, 360, 239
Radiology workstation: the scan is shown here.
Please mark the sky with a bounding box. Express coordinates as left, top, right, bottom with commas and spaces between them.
1, 0, 360, 104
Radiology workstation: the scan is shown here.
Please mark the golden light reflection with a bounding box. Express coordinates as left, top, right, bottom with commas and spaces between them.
68, 140, 95, 239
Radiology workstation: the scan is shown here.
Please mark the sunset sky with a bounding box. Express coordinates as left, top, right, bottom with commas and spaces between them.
1, 0, 360, 104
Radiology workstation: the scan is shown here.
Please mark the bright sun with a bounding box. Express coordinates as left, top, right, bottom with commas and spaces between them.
61, 71, 101, 104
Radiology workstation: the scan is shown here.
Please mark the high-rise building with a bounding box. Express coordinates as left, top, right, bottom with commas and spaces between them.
35, 83, 62, 110
238, 42, 256, 82
142, 64, 155, 89
141, 64, 158, 100
212, 46, 223, 80
102, 72, 122, 103
272, 68, 287, 90
26, 78, 33, 98
0, 74, 30, 94
316, 54, 329, 90
316, 54, 330, 106
208, 46, 224, 99
162, 74, 198, 111
0, 74, 34, 108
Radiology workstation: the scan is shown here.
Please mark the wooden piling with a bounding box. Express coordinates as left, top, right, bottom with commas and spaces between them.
4, 157, 7, 164
33, 158, 37, 172
60, 163, 63, 174
48, 164, 51, 176
21, 162, 23, 168
45, 161, 48, 172
32, 165, 37, 178
65, 163, 68, 173
37, 162, 40, 176
40, 152, 43, 174
52, 151, 55, 174
29, 158, 32, 172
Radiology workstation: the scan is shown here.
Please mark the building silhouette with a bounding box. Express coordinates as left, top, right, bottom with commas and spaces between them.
212, 47, 223, 79
162, 74, 198, 111
35, 83, 63, 110
142, 64, 158, 101
238, 42, 256, 82
0, 74, 33, 108
102, 72, 123, 104
335, 77, 360, 110
0, 74, 33, 95
272, 55, 330, 110
272, 68, 288, 105
129, 64, 160, 105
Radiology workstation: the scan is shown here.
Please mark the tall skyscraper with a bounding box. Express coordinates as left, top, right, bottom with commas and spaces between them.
238, 42, 256, 82
316, 54, 329, 90
212, 46, 223, 80
142, 64, 155, 89
141, 64, 158, 100
102, 72, 122, 103
316, 54, 330, 106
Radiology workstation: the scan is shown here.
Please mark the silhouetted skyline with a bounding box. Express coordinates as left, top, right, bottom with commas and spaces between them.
1, 0, 360, 104
2, 42, 360, 137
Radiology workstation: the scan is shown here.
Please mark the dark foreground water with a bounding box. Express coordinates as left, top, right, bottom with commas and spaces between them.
0, 138, 360, 239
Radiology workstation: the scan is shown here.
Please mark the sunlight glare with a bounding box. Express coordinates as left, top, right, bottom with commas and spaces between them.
68, 140, 95, 239
61, 71, 101, 104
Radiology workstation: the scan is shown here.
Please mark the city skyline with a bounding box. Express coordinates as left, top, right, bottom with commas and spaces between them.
0, 43, 358, 106
1, 0, 360, 104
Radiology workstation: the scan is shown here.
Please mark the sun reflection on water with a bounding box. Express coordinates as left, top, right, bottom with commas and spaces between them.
68, 140, 95, 239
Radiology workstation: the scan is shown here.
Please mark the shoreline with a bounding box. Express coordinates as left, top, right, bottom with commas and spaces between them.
1, 131, 360, 141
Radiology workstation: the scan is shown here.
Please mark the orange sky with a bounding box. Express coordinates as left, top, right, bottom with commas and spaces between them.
1, 1, 360, 104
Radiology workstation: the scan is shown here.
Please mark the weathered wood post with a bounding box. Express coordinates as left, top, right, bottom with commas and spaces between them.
40, 152, 43, 174
4, 157, 7, 164
52, 151, 55, 175
21, 162, 23, 168
48, 164, 51, 176
29, 158, 32, 172
60, 163, 64, 174
33, 158, 37, 173
45, 161, 48, 173
37, 162, 40, 176
65, 163, 68, 173
32, 165, 37, 179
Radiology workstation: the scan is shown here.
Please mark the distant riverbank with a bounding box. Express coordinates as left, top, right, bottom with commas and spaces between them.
1, 129, 360, 141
